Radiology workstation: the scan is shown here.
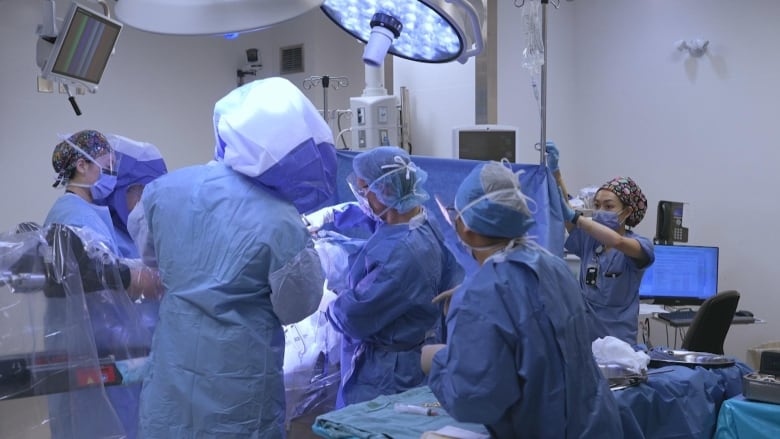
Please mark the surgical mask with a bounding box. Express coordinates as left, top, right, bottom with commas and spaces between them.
592, 209, 625, 230
356, 194, 392, 223
69, 171, 117, 201
348, 174, 393, 223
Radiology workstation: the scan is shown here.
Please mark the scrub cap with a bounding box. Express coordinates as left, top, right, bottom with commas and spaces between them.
51, 130, 112, 187
352, 146, 429, 214
454, 162, 535, 239
598, 176, 647, 227
213, 77, 337, 213
96, 134, 168, 231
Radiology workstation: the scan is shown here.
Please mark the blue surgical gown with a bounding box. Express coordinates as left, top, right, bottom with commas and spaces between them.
428, 245, 625, 438
565, 228, 655, 344
44, 193, 152, 439
138, 163, 312, 438
326, 211, 462, 407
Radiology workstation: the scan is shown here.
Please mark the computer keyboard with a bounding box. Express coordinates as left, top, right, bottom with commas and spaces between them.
657, 309, 755, 325
657, 309, 698, 325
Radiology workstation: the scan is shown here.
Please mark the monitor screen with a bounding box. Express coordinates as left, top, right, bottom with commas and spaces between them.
639, 244, 719, 305
43, 3, 122, 87
453, 125, 520, 162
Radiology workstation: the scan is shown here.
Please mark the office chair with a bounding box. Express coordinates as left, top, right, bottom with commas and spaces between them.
681, 290, 740, 355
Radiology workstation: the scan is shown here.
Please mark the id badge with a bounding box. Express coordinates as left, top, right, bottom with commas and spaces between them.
585, 265, 598, 286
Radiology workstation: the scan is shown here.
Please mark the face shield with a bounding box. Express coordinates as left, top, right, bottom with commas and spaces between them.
58, 135, 119, 177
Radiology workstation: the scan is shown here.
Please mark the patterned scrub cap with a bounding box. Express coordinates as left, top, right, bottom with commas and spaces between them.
598, 176, 647, 227
51, 130, 112, 187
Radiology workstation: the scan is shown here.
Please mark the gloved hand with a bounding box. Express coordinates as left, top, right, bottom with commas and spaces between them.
421, 344, 446, 375
432, 285, 459, 317
545, 141, 560, 172
558, 187, 576, 223
303, 202, 357, 233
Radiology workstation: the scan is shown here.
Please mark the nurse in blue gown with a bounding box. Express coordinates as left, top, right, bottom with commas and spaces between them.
547, 143, 654, 344
423, 161, 625, 438
44, 129, 160, 439
325, 146, 463, 408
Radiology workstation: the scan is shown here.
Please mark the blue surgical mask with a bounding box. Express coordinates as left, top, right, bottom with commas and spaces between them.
355, 194, 392, 223
90, 171, 117, 201
592, 209, 625, 230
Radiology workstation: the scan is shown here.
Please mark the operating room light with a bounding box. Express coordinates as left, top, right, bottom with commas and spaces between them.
112, 0, 324, 35
321, 0, 485, 64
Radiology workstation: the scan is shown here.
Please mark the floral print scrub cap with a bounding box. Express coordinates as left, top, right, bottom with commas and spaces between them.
51, 130, 111, 187
598, 176, 647, 227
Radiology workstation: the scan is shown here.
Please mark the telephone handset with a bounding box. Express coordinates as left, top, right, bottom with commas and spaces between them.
654, 200, 688, 245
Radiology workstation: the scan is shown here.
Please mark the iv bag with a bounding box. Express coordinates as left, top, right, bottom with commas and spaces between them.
521, 0, 545, 74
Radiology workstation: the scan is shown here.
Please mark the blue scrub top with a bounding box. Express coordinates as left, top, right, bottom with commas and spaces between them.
428, 244, 625, 438
327, 210, 462, 408
565, 228, 654, 344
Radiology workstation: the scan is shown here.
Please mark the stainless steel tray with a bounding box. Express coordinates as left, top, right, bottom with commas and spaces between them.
743, 373, 780, 405
648, 349, 736, 368
599, 364, 648, 390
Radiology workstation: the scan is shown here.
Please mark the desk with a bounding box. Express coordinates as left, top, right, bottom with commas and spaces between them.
714, 395, 780, 439
313, 363, 750, 439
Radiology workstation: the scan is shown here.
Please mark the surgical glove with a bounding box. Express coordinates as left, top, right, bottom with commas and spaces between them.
432, 285, 459, 317
559, 187, 576, 223
545, 141, 560, 172
303, 202, 356, 233
421, 344, 446, 374
123, 259, 164, 301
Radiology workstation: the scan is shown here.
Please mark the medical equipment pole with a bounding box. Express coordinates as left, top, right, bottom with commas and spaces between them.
538, 0, 548, 166
302, 75, 349, 129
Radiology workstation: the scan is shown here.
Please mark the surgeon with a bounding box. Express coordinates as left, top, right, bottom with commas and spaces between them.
137, 77, 336, 438
97, 134, 167, 259
325, 146, 463, 408
422, 161, 625, 438
44, 129, 163, 439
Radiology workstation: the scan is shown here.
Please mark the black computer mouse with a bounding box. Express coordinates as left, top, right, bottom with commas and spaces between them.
735, 310, 754, 317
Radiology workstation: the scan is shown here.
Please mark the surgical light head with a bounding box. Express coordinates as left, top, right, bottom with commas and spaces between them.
321, 0, 485, 64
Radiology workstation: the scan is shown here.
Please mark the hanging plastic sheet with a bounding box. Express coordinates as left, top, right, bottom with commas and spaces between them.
0, 224, 157, 438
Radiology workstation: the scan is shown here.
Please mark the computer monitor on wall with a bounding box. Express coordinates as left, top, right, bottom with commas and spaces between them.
639, 244, 719, 306
40, 2, 123, 92
452, 125, 520, 162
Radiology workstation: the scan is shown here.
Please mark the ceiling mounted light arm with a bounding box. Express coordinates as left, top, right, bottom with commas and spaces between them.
321, 0, 486, 64
446, 0, 484, 64
363, 13, 403, 66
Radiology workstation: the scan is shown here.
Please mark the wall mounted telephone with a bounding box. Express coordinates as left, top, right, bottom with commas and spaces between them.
655, 200, 688, 245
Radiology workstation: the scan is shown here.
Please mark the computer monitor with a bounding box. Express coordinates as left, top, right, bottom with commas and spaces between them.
639, 244, 719, 306
452, 125, 520, 162
41, 2, 123, 91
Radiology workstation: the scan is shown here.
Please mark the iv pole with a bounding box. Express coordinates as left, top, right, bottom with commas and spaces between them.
539, 0, 548, 166
302, 75, 349, 128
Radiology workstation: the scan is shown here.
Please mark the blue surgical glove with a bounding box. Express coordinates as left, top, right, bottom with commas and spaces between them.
545, 141, 559, 172
558, 187, 575, 223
